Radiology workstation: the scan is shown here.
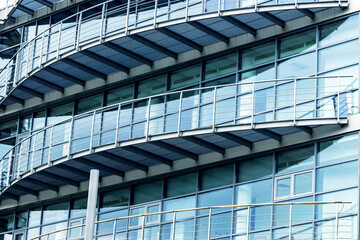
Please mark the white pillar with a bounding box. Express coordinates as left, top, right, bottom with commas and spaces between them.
84, 169, 100, 240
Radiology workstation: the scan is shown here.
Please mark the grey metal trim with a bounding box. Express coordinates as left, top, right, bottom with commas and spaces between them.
187, 21, 229, 44
7, 95, 24, 105
124, 145, 173, 166
12, 185, 38, 197
37, 171, 80, 187
43, 67, 86, 87
151, 141, 198, 161
26, 178, 59, 192
62, 58, 107, 81
2, 192, 19, 201
257, 12, 285, 28
30, 76, 65, 93
295, 126, 313, 135
254, 129, 282, 142
220, 16, 256, 36
297, 9, 315, 19
97, 152, 148, 172
17, 5, 34, 16
216, 132, 253, 149
77, 157, 125, 177
55, 164, 90, 178
33, 0, 53, 8
185, 136, 225, 155
156, 28, 203, 52
17, 85, 44, 99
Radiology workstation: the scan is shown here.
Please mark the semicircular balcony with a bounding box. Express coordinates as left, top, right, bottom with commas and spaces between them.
0, 75, 356, 201
0, 0, 349, 108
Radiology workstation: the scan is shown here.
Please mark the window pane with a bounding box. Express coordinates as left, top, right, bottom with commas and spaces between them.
239, 64, 275, 94
294, 172, 312, 195
276, 145, 314, 174
170, 64, 200, 90
0, 214, 14, 233
201, 164, 233, 190
278, 52, 316, 78
241, 42, 275, 70
70, 197, 87, 218
133, 180, 162, 205
43, 202, 69, 223
316, 160, 358, 193
0, 28, 21, 50
107, 84, 134, 106
0, 119, 17, 139
237, 155, 273, 183
166, 172, 197, 198
16, 211, 27, 229
320, 15, 359, 47
33, 110, 46, 130
41, 221, 67, 240
20, 114, 32, 133
28, 207, 41, 227
0, 138, 15, 159
276, 177, 291, 198
318, 134, 358, 166
235, 179, 272, 204
280, 29, 316, 58
48, 103, 73, 125
205, 54, 237, 80
162, 196, 196, 221
138, 75, 166, 98
98, 209, 127, 235
100, 187, 130, 211
318, 40, 359, 73
198, 187, 233, 212
76, 94, 103, 114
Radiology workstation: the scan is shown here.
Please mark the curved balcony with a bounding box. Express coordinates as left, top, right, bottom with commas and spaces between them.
30, 202, 354, 240
0, 76, 355, 200
0, 0, 348, 107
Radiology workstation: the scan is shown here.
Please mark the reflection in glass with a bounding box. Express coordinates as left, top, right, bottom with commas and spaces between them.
16, 211, 27, 229
28, 207, 41, 227
242, 42, 275, 70
237, 155, 273, 183
0, 214, 14, 233
276, 177, 291, 198
276, 145, 314, 174
239, 64, 275, 94
166, 172, 197, 198
201, 164, 233, 190
76, 94, 103, 114
98, 209, 127, 235
163, 196, 196, 222
42, 202, 69, 224
294, 172, 312, 195
0, 119, 17, 140
70, 197, 87, 219
170, 64, 200, 90
47, 103, 73, 125
138, 75, 166, 98
205, 54, 237, 80
107, 84, 134, 106
41, 221, 67, 240
236, 179, 272, 204
278, 52, 316, 78
133, 180, 162, 205
280, 29, 316, 58
100, 187, 130, 211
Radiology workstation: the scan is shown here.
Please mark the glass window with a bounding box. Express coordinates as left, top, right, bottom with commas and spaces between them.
277, 52, 316, 78
239, 64, 275, 94
107, 84, 134, 106
316, 160, 358, 193
237, 155, 273, 183
76, 94, 103, 115
276, 145, 314, 174
97, 209, 127, 235
137, 75, 166, 98
201, 164, 233, 190
235, 179, 272, 204
294, 172, 312, 195
0, 119, 17, 139
170, 64, 200, 90
241, 42, 275, 70
280, 29, 316, 58
320, 15, 359, 47
42, 202, 69, 224
20, 115, 32, 133
204, 54, 237, 80
133, 180, 162, 205
0, 138, 15, 159
0, 214, 14, 233
198, 187, 233, 213
318, 40, 359, 73
70, 197, 87, 218
41, 221, 67, 240
276, 177, 291, 198
23, 22, 36, 42
32, 110, 46, 130
100, 187, 130, 211
317, 134, 358, 166
162, 196, 196, 221
166, 172, 197, 198
28, 207, 41, 227
47, 103, 73, 125
16, 211, 27, 229
0, 28, 21, 50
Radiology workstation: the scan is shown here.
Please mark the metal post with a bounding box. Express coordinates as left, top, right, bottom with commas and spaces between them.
289, 203, 293, 240
76, 12, 83, 50
207, 208, 212, 240
114, 104, 121, 147
84, 169, 100, 240
218, 0, 221, 15
125, 0, 131, 34
212, 87, 217, 132
171, 212, 177, 240
250, 82, 255, 128
153, 0, 158, 27
68, 119, 74, 158
145, 97, 152, 140
17, 143, 23, 179
111, 219, 117, 240
293, 78, 297, 124
47, 127, 54, 166
246, 206, 250, 240
89, 112, 97, 152
38, 32, 45, 68
185, 0, 189, 20
337, 76, 340, 122
56, 22, 63, 59
26, 42, 31, 76
335, 202, 339, 240
177, 92, 183, 136
6, 151, 12, 186
99, 3, 106, 42
30, 134, 37, 172
141, 212, 146, 240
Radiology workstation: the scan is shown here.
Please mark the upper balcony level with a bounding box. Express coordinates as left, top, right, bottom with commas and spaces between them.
0, 0, 349, 109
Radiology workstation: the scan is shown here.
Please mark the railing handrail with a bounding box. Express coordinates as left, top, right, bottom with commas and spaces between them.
30, 201, 352, 240
0, 74, 353, 165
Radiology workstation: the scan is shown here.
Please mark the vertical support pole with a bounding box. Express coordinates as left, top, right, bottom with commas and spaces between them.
207, 208, 212, 240
289, 203, 293, 240
17, 143, 23, 179
99, 3, 106, 43
112, 219, 117, 240
30, 133, 37, 172
254, 0, 258, 11
0, 155, 3, 188
114, 104, 121, 147
76, 12, 83, 51
47, 127, 54, 166
177, 92, 183, 136
125, 0, 131, 34
212, 87, 217, 132
293, 78, 297, 124
56, 22, 63, 59
141, 212, 146, 240
246, 206, 250, 240
185, 0, 189, 20
250, 82, 255, 128
337, 76, 340, 122
84, 169, 100, 240
89, 111, 97, 152
171, 212, 177, 240
38, 32, 45, 68
145, 97, 152, 140
26, 42, 31, 76
335, 202, 339, 240
67, 119, 74, 158
153, 0, 158, 27
6, 151, 12, 186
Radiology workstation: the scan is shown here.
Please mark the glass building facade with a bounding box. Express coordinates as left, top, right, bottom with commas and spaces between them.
0, 0, 359, 239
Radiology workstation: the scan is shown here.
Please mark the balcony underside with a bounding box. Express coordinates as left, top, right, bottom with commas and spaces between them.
0, 1, 348, 108
0, 117, 347, 202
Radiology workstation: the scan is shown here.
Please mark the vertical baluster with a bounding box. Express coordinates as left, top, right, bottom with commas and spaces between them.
0, 156, 3, 189
141, 213, 146, 240
335, 202, 339, 240
56, 22, 63, 59
17, 142, 23, 179
125, 0, 131, 34
67, 119, 74, 158
114, 104, 121, 147
6, 151, 12, 186
47, 127, 54, 166
100, 2, 106, 42
254, 0, 258, 11
76, 12, 83, 50
177, 92, 183, 136
145, 97, 152, 140
112, 219, 117, 240
38, 32, 45, 68
185, 0, 189, 20
89, 111, 97, 152
337, 76, 340, 122
171, 212, 177, 240
288, 203, 293, 240
293, 78, 297, 124
250, 82, 255, 128
246, 206, 250, 240
25, 42, 31, 76
212, 87, 217, 131
153, 0, 158, 27
207, 208, 212, 240
30, 133, 37, 172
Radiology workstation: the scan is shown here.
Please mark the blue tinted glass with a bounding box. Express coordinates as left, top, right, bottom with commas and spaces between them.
280, 29, 316, 58
277, 145, 314, 174
242, 42, 275, 69
276, 177, 291, 198
237, 155, 273, 183
198, 187, 233, 215
201, 164, 233, 190
294, 172, 312, 195
278, 52, 316, 78
211, 212, 232, 238
236, 179, 272, 204
98, 209, 128, 235
162, 196, 196, 221
316, 160, 358, 193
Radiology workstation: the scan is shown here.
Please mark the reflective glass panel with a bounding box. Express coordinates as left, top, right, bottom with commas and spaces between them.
318, 134, 358, 166
41, 221, 67, 240
276, 177, 291, 198
70, 197, 87, 218
280, 29, 316, 58
16, 211, 27, 229
133, 180, 162, 205
100, 187, 130, 211
294, 171, 312, 195
42, 202, 69, 224
276, 145, 314, 174
205, 54, 237, 80
0, 138, 15, 159
97, 209, 127, 235
278, 52, 316, 78
107, 84, 134, 106
198, 187, 233, 214
237, 155, 273, 183
201, 164, 233, 190
241, 42, 275, 69
76, 94, 103, 114
235, 179, 272, 204
0, 119, 17, 140
316, 160, 358, 193
20, 115, 31, 133
166, 172, 197, 198
33, 111, 46, 130
28, 207, 41, 227
170, 64, 200, 90
0, 214, 14, 233
162, 196, 196, 221
138, 75, 166, 98
239, 64, 275, 94
47, 103, 73, 125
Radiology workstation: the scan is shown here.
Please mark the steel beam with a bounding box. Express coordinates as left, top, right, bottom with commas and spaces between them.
188, 21, 229, 44
2, 192, 19, 201
295, 126, 313, 135
103, 42, 153, 67
97, 152, 148, 172
31, 76, 64, 93
34, 0, 53, 8
297, 9, 315, 19
77, 158, 125, 177
185, 136, 225, 155
157, 28, 203, 52
17, 5, 34, 16
216, 132, 253, 149
257, 12, 285, 28
12, 185, 38, 197
124, 146, 173, 166
254, 129, 282, 142
7, 95, 24, 105
80, 50, 130, 74
17, 85, 44, 99
44, 67, 86, 86
26, 178, 59, 192
129, 35, 178, 59
220, 16, 256, 36
38, 171, 80, 187
151, 141, 198, 161
62, 58, 107, 80
55, 164, 90, 179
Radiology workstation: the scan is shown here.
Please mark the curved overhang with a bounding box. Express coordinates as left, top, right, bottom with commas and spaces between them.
0, 77, 354, 201
0, 0, 349, 108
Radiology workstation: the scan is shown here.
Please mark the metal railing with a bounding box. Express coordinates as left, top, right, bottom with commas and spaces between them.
30, 201, 355, 240
0, 0, 20, 23
0, 75, 357, 192
0, 0, 347, 102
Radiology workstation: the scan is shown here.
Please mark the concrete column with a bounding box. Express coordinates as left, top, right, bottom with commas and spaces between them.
84, 169, 100, 240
